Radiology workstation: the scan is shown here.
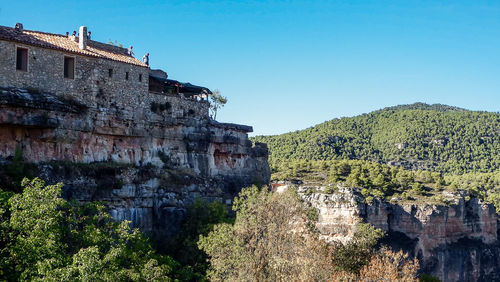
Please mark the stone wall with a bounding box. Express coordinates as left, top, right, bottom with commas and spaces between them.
0, 40, 149, 109
148, 92, 210, 120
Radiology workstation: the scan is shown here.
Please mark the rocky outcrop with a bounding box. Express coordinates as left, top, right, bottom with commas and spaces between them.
293, 184, 500, 282
32, 163, 236, 238
0, 87, 270, 237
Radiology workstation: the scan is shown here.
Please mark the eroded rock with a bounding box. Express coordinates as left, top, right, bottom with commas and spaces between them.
289, 184, 500, 282
0, 87, 270, 238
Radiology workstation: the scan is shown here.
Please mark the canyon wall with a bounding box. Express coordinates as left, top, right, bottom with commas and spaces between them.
0, 86, 270, 237
288, 184, 500, 282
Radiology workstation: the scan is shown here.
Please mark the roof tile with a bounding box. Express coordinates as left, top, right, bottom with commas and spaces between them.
0, 25, 148, 67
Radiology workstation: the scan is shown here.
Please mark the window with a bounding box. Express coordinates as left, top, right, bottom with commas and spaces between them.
108, 69, 113, 78
125, 71, 129, 80
64, 57, 75, 79
139, 74, 142, 82
16, 47, 28, 71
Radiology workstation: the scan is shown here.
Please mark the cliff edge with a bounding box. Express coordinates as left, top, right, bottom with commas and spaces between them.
0, 86, 270, 236
275, 183, 500, 282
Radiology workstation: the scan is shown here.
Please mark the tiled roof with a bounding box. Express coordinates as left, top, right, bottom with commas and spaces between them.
0, 25, 148, 67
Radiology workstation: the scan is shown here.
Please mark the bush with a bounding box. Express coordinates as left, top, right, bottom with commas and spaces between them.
331, 248, 419, 281
5, 146, 31, 191
167, 198, 232, 279
1, 178, 183, 281
331, 223, 385, 273
420, 273, 441, 282
199, 186, 335, 281
306, 207, 319, 222
323, 185, 336, 194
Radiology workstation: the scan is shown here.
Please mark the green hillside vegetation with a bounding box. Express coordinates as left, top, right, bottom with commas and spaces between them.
270, 159, 500, 210
252, 103, 500, 174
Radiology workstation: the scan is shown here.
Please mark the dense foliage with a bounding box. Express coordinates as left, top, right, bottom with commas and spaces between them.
270, 158, 500, 208
332, 247, 419, 282
252, 103, 500, 174
445, 171, 500, 211
331, 222, 385, 273
198, 186, 336, 281
0, 178, 186, 281
166, 198, 233, 280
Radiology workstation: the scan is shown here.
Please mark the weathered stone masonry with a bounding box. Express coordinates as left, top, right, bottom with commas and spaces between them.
0, 40, 149, 109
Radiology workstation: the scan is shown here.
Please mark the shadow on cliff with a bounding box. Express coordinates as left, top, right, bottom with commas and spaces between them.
368, 199, 500, 282
428, 238, 500, 282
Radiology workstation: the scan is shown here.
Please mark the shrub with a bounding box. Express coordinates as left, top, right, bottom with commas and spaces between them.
324, 185, 336, 194
331, 248, 419, 282
331, 222, 385, 273
420, 273, 441, 282
2, 178, 183, 281
199, 186, 335, 281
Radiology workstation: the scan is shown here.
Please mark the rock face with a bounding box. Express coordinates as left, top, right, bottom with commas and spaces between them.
35, 164, 239, 238
0, 87, 270, 237
295, 185, 500, 282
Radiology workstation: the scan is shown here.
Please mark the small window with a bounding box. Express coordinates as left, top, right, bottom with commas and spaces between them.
108, 69, 113, 78
139, 74, 142, 82
16, 47, 28, 71
125, 71, 129, 80
64, 57, 75, 79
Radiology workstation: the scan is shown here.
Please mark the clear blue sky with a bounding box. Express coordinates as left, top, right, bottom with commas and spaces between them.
2, 1, 499, 136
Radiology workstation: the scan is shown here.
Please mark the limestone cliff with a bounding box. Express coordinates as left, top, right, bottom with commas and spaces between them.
0, 87, 270, 236
278, 183, 500, 282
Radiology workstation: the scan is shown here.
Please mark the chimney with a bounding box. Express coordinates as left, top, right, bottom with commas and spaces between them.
14, 23, 23, 32
78, 26, 87, 50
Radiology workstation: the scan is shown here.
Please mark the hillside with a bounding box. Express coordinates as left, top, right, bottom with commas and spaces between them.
252, 103, 500, 174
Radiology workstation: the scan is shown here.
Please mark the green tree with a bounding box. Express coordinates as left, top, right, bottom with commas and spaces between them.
199, 186, 335, 281
8, 178, 67, 281
3, 178, 181, 281
410, 182, 424, 196
0, 189, 15, 279
169, 198, 233, 279
209, 89, 228, 120
331, 222, 385, 273
396, 170, 413, 189
373, 174, 387, 188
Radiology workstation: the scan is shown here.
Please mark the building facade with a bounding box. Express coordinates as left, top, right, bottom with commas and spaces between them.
0, 24, 149, 109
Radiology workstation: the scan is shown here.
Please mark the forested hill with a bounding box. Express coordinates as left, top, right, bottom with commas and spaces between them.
252, 103, 500, 174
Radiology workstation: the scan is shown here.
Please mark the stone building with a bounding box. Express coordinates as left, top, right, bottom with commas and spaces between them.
0, 24, 150, 109
0, 23, 271, 244
0, 23, 270, 235
0, 23, 269, 181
